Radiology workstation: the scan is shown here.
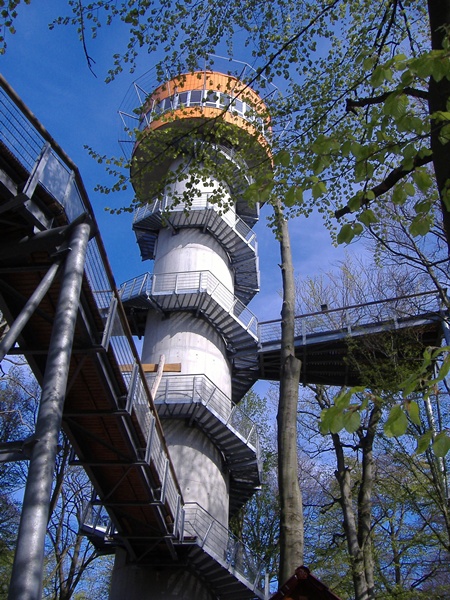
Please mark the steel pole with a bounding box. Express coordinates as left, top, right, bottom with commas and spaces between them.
8, 221, 91, 600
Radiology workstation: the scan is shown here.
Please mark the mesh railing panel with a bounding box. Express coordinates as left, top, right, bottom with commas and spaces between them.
134, 192, 257, 250
259, 292, 441, 345
122, 270, 258, 339
184, 503, 265, 594
151, 373, 259, 449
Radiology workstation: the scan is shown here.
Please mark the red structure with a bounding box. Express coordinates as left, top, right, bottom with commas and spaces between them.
271, 566, 343, 600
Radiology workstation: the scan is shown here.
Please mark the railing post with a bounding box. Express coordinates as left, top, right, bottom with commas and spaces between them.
246, 424, 256, 444
126, 363, 139, 414
178, 507, 185, 542
160, 458, 169, 504
21, 142, 52, 200
101, 295, 118, 350
173, 494, 181, 537
226, 405, 237, 426
201, 521, 214, 548
144, 414, 156, 464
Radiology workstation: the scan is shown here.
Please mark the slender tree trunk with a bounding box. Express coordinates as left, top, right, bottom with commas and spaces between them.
333, 434, 369, 600
330, 403, 381, 600
427, 0, 450, 251
274, 199, 303, 585
357, 405, 381, 600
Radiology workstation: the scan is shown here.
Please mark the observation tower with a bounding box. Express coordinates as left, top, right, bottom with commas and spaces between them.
116, 69, 273, 598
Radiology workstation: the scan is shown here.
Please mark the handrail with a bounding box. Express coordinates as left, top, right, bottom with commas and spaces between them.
120, 270, 259, 340
184, 502, 267, 597
152, 373, 259, 450
259, 291, 442, 345
134, 191, 257, 249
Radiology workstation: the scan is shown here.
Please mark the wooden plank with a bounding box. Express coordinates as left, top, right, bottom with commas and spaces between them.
120, 363, 181, 373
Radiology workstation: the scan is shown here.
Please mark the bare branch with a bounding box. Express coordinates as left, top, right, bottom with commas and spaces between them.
346, 87, 429, 113
335, 153, 433, 219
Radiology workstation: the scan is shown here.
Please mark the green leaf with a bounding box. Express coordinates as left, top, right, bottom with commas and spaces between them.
350, 142, 362, 158
383, 93, 408, 118
409, 214, 432, 236
358, 209, 378, 226
337, 223, 354, 244
402, 373, 420, 398
285, 186, 296, 207
335, 389, 352, 409
363, 56, 376, 71
275, 150, 290, 167
384, 405, 408, 437
319, 408, 331, 435
392, 184, 407, 205
343, 410, 361, 434
312, 154, 329, 175
295, 187, 304, 203
348, 193, 363, 212
414, 199, 432, 214
407, 400, 421, 426
341, 140, 352, 157
439, 123, 450, 145
412, 169, 433, 193
312, 181, 327, 199
255, 181, 274, 203
352, 222, 363, 236
330, 411, 344, 434
370, 65, 385, 88
404, 182, 415, 196
432, 355, 450, 383
415, 430, 433, 454
432, 432, 450, 457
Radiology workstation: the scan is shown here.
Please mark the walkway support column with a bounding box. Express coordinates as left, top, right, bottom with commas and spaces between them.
8, 220, 92, 600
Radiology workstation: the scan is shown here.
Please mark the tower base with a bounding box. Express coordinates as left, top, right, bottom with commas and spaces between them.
109, 548, 215, 600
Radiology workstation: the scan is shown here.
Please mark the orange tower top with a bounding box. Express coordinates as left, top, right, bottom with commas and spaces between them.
131, 70, 272, 189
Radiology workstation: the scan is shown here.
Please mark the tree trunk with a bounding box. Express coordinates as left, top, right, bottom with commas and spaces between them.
274, 199, 303, 585
331, 403, 381, 600
427, 0, 450, 252
357, 405, 381, 600
333, 435, 369, 600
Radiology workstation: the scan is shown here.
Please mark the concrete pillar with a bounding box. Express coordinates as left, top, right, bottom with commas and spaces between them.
109, 549, 216, 600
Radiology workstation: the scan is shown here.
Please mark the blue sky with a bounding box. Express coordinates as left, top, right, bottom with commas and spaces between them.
1, 1, 356, 325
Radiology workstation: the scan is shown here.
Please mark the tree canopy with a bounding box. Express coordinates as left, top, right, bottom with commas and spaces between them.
13, 0, 446, 254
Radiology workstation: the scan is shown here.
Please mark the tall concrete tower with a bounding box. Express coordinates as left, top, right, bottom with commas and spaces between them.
116, 69, 272, 599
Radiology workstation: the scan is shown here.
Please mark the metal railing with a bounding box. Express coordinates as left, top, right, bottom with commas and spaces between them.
259, 291, 442, 345
81, 501, 118, 538
121, 270, 259, 340
134, 191, 257, 250
81, 499, 267, 597
0, 75, 182, 534
152, 373, 259, 451
184, 502, 267, 597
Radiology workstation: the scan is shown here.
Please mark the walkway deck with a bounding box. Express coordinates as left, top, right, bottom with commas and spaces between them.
258, 294, 444, 386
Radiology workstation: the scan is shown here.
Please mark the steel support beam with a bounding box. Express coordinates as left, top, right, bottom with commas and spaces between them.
8, 220, 91, 600
0, 260, 61, 362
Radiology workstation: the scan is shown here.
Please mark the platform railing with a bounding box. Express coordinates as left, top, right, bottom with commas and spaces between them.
183, 502, 267, 598
134, 191, 257, 250
151, 373, 259, 451
259, 291, 442, 345
81, 499, 266, 596
0, 75, 182, 536
120, 270, 259, 340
